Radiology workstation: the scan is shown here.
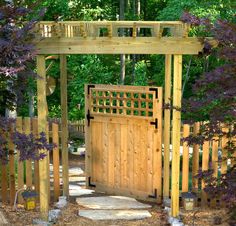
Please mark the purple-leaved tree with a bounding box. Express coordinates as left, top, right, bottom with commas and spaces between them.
0, 2, 53, 163
181, 12, 236, 220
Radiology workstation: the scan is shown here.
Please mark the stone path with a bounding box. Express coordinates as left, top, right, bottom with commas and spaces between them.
0, 210, 8, 224
64, 166, 152, 221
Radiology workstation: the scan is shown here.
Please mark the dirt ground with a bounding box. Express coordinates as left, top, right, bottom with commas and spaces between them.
1, 153, 234, 226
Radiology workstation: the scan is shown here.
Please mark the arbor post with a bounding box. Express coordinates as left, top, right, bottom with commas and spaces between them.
37, 55, 49, 220
171, 55, 182, 217
163, 54, 172, 198
60, 54, 69, 197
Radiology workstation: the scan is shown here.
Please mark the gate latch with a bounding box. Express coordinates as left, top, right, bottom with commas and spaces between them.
150, 118, 158, 129
86, 110, 94, 127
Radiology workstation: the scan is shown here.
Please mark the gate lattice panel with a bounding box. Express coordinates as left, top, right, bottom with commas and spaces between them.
85, 84, 162, 201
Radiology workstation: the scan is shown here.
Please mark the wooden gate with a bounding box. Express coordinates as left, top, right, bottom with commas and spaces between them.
85, 84, 162, 201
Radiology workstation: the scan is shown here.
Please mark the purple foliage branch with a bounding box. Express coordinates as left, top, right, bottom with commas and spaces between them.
0, 117, 55, 164
0, 2, 44, 110
181, 12, 236, 212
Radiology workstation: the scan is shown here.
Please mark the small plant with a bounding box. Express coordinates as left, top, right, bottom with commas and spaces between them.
0, 117, 55, 164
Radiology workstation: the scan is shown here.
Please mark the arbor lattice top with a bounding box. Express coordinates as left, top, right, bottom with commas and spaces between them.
36, 21, 190, 38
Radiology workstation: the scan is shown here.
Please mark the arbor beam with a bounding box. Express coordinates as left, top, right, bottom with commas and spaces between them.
35, 37, 204, 55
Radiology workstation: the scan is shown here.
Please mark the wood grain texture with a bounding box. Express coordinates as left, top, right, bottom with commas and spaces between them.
60, 54, 69, 197
163, 54, 172, 198
171, 55, 182, 217
182, 124, 190, 192
37, 55, 49, 220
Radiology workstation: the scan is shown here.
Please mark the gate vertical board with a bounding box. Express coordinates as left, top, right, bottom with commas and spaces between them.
85, 84, 162, 201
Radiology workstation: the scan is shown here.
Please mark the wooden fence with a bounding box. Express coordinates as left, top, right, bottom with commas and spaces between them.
0, 117, 61, 204
179, 122, 235, 206
0, 117, 234, 207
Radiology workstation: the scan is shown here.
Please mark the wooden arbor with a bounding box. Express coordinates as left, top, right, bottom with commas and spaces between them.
35, 21, 206, 219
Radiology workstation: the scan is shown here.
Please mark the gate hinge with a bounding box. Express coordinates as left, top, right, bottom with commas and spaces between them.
149, 87, 158, 98
88, 177, 96, 187
148, 189, 157, 199
87, 84, 95, 95
150, 118, 158, 129
86, 110, 94, 127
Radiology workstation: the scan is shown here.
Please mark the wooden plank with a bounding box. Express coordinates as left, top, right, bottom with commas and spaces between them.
155, 87, 163, 202
9, 123, 15, 205
85, 84, 92, 187
0, 131, 8, 203
127, 122, 134, 190
102, 121, 109, 185
147, 127, 153, 194
35, 37, 204, 55
133, 124, 140, 190
52, 122, 60, 201
45, 121, 50, 204
201, 140, 210, 207
211, 139, 219, 207
192, 122, 200, 192
16, 117, 24, 204
171, 54, 182, 217
32, 118, 40, 198
37, 55, 49, 220
24, 117, 33, 188
182, 124, 190, 192
163, 54, 172, 198
60, 54, 69, 197
221, 127, 228, 174
107, 123, 115, 188
120, 124, 128, 189
139, 124, 147, 192
114, 123, 121, 189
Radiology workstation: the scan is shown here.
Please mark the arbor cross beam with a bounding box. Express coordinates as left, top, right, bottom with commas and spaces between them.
34, 21, 214, 55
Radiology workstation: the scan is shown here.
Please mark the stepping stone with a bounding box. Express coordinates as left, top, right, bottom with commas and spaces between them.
69, 167, 84, 176
69, 185, 94, 196
76, 196, 152, 209
0, 211, 8, 224
69, 176, 86, 182
79, 209, 151, 220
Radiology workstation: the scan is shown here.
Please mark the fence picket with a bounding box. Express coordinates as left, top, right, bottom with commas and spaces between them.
16, 117, 24, 204
201, 140, 210, 206
192, 122, 200, 192
9, 123, 15, 205
0, 142, 8, 203
182, 124, 190, 192
52, 122, 60, 201
32, 118, 40, 196
24, 117, 33, 188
